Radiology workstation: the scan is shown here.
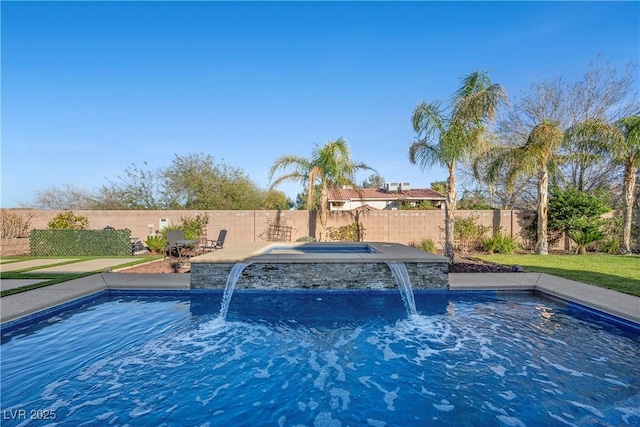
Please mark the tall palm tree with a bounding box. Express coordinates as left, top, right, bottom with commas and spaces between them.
483, 119, 564, 254
268, 138, 373, 241
409, 71, 507, 262
612, 115, 640, 253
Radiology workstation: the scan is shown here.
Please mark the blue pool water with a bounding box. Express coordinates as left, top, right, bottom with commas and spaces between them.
262, 244, 378, 254
1, 290, 639, 426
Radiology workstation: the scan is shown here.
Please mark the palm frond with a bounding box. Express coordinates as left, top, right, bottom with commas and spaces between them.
268, 155, 311, 181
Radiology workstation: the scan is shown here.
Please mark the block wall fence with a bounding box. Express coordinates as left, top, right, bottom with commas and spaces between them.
1, 209, 532, 257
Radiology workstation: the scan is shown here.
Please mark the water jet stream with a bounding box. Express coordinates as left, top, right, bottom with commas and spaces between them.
219, 262, 252, 319
386, 262, 417, 316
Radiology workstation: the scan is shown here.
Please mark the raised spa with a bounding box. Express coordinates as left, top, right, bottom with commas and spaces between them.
189, 242, 449, 290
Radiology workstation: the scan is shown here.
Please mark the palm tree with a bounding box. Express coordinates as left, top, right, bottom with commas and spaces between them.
483, 119, 565, 255
612, 115, 640, 253
268, 138, 373, 241
409, 71, 507, 262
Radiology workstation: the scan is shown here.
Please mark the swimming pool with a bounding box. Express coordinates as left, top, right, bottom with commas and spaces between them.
1, 290, 639, 426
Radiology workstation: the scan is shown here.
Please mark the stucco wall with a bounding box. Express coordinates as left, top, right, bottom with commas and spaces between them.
1, 209, 530, 256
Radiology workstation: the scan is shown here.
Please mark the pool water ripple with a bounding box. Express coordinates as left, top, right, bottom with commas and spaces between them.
1, 292, 639, 426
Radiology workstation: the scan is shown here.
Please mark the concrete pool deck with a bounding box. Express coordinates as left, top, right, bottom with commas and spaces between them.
1, 269, 638, 325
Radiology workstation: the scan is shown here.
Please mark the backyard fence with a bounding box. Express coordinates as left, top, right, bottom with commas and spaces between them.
30, 229, 132, 257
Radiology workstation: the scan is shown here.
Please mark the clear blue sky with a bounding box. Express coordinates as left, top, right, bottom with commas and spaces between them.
2, 1, 638, 208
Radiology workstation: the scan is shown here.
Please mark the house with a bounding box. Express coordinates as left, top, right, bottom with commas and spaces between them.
327, 182, 446, 211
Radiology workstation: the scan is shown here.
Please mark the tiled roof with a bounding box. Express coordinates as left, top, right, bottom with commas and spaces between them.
327, 187, 445, 201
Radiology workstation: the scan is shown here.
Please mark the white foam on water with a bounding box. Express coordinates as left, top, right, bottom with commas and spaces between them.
484, 401, 508, 416
329, 387, 350, 411
491, 365, 507, 377
166, 405, 178, 414
308, 398, 320, 410
540, 356, 592, 378
420, 386, 435, 396
616, 405, 640, 424
499, 391, 516, 401
547, 411, 578, 426
314, 411, 341, 427
433, 398, 455, 412
495, 415, 526, 426
42, 379, 69, 400
67, 392, 121, 415
196, 383, 230, 407
366, 418, 386, 427
603, 377, 630, 387
96, 411, 115, 420
334, 327, 363, 349
568, 400, 604, 418
128, 400, 154, 418
278, 415, 287, 427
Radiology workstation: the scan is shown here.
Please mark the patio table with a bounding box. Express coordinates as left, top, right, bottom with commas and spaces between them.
175, 239, 200, 264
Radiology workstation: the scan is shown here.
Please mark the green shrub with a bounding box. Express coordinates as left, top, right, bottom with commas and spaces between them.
47, 210, 89, 230
482, 231, 518, 254
412, 238, 437, 254
180, 213, 209, 240
145, 235, 166, 252
453, 215, 488, 253
597, 237, 620, 254
296, 236, 317, 242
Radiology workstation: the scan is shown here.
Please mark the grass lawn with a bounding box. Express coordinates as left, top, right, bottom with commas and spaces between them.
0, 256, 162, 297
475, 254, 640, 297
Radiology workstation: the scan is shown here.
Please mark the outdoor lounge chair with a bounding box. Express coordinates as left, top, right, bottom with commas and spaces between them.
199, 229, 227, 253
165, 230, 185, 259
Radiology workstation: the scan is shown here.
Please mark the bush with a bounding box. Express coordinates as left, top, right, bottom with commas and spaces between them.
145, 235, 166, 252
326, 222, 365, 242
453, 215, 488, 253
0, 209, 33, 238
482, 231, 519, 254
47, 210, 89, 230
409, 238, 437, 254
296, 236, 317, 242
180, 213, 209, 240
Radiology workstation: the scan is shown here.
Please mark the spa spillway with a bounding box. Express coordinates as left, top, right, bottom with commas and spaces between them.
189, 242, 449, 290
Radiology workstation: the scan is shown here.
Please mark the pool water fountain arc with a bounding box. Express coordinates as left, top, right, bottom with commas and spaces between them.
386, 262, 418, 316
219, 262, 252, 319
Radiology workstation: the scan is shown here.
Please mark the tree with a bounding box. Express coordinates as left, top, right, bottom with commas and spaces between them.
409, 71, 507, 262
162, 153, 265, 210
612, 115, 640, 253
495, 56, 638, 200
361, 174, 385, 189
547, 188, 610, 254
32, 183, 93, 210
92, 162, 162, 210
457, 189, 493, 210
263, 190, 293, 210
269, 138, 373, 241
47, 210, 89, 230
430, 181, 447, 195
294, 185, 321, 210
484, 119, 565, 254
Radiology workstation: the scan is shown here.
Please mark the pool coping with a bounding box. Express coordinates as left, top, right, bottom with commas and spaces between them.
1, 271, 638, 325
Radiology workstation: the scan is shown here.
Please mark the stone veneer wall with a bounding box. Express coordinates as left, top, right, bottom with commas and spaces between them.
190, 262, 448, 290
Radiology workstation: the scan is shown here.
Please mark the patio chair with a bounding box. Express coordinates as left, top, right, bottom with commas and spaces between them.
199, 229, 227, 253
165, 230, 185, 259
